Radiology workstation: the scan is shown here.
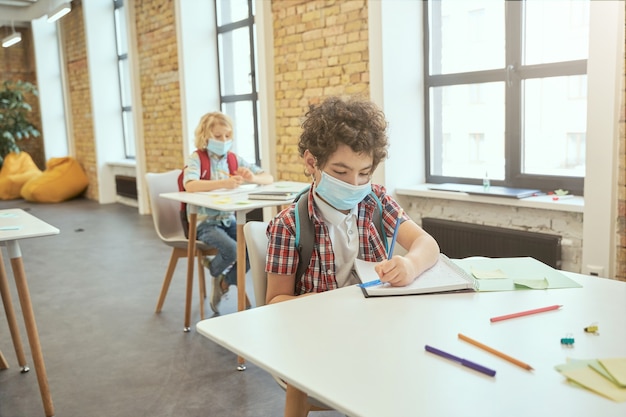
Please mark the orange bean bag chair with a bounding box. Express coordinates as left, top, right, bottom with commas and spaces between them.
0, 152, 43, 200
21, 156, 89, 203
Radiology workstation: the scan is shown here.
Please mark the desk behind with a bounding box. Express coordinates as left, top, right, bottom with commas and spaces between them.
197, 273, 626, 417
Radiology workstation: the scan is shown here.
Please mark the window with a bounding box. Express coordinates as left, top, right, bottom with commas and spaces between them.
424, 0, 589, 194
215, 0, 260, 165
113, 0, 135, 159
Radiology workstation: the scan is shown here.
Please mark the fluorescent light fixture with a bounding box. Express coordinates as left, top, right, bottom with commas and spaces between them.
2, 31, 22, 48
47, 2, 72, 23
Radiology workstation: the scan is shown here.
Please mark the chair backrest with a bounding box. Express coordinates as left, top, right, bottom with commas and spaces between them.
243, 221, 269, 307
145, 170, 186, 242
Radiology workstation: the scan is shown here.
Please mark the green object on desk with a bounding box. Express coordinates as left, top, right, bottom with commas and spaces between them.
513, 278, 549, 289
452, 257, 581, 291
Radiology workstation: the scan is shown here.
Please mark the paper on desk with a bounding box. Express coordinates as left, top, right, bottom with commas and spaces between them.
356, 254, 476, 297
471, 268, 507, 279
556, 362, 626, 402
599, 358, 626, 387
451, 257, 582, 291
198, 183, 258, 196
513, 278, 549, 289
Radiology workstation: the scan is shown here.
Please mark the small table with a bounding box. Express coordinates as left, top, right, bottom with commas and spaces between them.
197, 272, 626, 417
159, 181, 308, 331
0, 209, 59, 417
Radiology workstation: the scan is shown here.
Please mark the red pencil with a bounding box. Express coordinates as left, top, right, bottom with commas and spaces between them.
490, 304, 562, 323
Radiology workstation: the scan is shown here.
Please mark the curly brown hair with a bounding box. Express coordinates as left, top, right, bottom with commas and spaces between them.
298, 97, 389, 171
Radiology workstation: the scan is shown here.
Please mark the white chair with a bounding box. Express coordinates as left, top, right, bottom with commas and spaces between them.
243, 221, 331, 417
145, 170, 216, 328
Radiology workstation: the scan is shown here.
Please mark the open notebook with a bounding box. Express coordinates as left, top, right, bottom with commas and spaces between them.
356, 254, 581, 297
356, 254, 476, 297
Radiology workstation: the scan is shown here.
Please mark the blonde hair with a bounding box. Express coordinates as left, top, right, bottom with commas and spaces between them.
193, 111, 234, 149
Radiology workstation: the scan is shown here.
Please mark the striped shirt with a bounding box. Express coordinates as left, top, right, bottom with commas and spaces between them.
266, 183, 406, 295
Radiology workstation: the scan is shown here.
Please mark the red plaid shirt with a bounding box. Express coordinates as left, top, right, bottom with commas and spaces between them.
266, 184, 405, 295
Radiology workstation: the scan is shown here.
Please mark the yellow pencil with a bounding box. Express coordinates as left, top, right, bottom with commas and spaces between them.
458, 333, 534, 371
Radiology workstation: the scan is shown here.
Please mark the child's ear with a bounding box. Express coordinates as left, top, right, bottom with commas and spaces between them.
302, 150, 316, 174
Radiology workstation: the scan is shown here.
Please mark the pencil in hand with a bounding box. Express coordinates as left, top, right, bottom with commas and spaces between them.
387, 208, 403, 258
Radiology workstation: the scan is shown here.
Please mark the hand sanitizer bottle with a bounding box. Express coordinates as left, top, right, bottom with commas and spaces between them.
483, 171, 490, 191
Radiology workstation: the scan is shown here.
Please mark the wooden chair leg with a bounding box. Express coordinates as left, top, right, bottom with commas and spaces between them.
155, 249, 181, 313
0, 252, 29, 371
197, 252, 206, 320
284, 384, 310, 417
197, 251, 207, 299
0, 349, 9, 370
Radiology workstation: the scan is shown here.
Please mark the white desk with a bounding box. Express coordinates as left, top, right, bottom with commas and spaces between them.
0, 209, 59, 417
197, 272, 626, 417
160, 181, 308, 366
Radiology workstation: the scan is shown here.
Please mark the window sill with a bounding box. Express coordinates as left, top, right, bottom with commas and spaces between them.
108, 159, 136, 169
395, 184, 583, 213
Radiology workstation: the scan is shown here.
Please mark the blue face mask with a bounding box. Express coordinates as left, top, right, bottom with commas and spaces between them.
207, 139, 233, 156
315, 171, 372, 211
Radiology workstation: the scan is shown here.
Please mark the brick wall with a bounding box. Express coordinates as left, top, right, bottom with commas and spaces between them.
0, 26, 45, 170
272, 0, 369, 182
404, 198, 583, 273
60, 0, 98, 200
134, 0, 183, 174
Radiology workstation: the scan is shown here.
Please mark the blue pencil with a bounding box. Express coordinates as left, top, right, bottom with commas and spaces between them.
387, 208, 403, 258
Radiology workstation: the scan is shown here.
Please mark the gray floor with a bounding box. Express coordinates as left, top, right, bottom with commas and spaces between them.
0, 198, 343, 417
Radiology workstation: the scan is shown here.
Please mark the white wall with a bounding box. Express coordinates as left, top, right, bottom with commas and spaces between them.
369, 0, 425, 191
32, 15, 69, 159
82, 0, 126, 204
176, 0, 220, 158
581, 0, 625, 277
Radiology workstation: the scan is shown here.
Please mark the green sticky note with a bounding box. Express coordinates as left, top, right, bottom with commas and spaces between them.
471, 267, 507, 279
513, 278, 549, 289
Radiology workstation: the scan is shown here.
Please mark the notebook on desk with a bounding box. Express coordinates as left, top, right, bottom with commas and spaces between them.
247, 190, 300, 201
357, 254, 477, 297
427, 183, 541, 199
356, 254, 581, 297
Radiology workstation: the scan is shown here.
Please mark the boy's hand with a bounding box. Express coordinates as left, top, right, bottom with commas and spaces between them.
374, 256, 417, 287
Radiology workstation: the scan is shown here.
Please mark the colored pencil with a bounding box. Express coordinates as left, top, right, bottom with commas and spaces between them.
458, 333, 533, 371
490, 304, 562, 323
425, 345, 496, 377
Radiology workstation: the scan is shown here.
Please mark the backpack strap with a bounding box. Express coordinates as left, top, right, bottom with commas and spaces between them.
226, 151, 238, 175
369, 192, 388, 254
294, 192, 314, 286
293, 189, 386, 288
197, 149, 212, 179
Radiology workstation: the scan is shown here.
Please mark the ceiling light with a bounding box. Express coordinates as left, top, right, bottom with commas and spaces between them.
2, 31, 22, 48
47, 2, 72, 23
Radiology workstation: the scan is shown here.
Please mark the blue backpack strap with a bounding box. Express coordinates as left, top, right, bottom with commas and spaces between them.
369, 191, 388, 253
294, 187, 312, 287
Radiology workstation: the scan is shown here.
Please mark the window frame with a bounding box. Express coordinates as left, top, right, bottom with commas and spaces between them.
214, 0, 261, 166
113, 0, 135, 160
423, 0, 586, 194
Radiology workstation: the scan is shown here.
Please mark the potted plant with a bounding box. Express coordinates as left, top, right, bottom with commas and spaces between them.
0, 80, 41, 167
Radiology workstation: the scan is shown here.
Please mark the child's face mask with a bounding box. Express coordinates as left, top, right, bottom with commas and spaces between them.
207, 138, 233, 156
315, 171, 371, 211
